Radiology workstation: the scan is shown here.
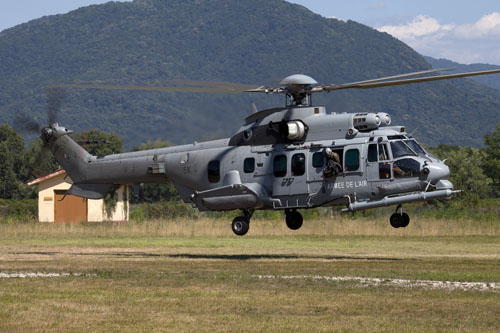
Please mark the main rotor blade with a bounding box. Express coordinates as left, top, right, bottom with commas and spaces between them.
324, 68, 451, 89
52, 84, 247, 94
322, 69, 500, 91
167, 80, 260, 91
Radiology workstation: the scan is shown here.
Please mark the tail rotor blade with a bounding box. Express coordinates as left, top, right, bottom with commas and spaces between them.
13, 113, 41, 134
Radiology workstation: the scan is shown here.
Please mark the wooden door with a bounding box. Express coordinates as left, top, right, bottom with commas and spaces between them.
54, 190, 87, 224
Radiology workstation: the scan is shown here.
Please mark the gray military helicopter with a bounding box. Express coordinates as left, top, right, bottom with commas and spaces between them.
32, 67, 500, 235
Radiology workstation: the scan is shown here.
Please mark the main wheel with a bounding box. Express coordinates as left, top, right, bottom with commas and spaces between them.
232, 216, 249, 236
389, 213, 402, 228
286, 211, 303, 230
400, 213, 410, 228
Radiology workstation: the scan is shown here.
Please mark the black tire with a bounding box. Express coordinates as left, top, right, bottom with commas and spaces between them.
232, 216, 249, 236
400, 213, 410, 228
389, 213, 402, 228
286, 211, 303, 230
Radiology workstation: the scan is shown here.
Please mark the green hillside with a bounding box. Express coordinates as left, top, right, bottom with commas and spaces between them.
0, 0, 499, 149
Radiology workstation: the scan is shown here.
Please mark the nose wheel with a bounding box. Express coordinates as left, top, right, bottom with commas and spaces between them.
389, 205, 410, 228
231, 209, 253, 236
285, 209, 303, 230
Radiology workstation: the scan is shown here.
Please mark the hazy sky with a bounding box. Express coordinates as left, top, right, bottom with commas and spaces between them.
1, 0, 499, 65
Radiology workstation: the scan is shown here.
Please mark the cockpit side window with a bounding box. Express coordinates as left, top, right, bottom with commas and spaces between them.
393, 158, 421, 178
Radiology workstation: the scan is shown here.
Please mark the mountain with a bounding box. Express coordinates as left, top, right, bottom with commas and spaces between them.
424, 56, 500, 91
0, 0, 499, 149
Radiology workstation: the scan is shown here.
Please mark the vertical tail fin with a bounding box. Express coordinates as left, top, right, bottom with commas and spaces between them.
44, 124, 93, 183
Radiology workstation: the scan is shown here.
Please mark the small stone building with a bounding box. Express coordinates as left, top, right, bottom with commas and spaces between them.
28, 170, 129, 223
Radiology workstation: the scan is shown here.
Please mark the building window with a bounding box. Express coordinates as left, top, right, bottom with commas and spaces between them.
273, 155, 287, 177
312, 152, 324, 168
368, 143, 378, 162
207, 160, 220, 183
244, 157, 255, 173
345, 149, 359, 171
291, 153, 305, 176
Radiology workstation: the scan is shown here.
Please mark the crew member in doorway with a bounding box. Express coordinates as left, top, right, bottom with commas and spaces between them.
323, 148, 342, 177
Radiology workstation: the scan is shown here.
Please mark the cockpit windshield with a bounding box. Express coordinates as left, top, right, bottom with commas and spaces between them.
390, 140, 416, 159
404, 139, 426, 156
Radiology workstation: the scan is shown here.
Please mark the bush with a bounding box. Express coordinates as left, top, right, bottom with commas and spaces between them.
0, 199, 37, 222
130, 201, 199, 221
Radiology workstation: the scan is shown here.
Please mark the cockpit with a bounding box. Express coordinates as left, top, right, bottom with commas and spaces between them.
370, 135, 434, 180
387, 135, 428, 159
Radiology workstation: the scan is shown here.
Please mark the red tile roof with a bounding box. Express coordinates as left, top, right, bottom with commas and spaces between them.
27, 169, 67, 186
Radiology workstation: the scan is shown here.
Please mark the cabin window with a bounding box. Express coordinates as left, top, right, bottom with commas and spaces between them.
273, 155, 287, 177
344, 149, 360, 171
393, 158, 420, 178
244, 157, 255, 173
368, 144, 378, 162
291, 153, 305, 176
207, 160, 220, 183
312, 152, 324, 168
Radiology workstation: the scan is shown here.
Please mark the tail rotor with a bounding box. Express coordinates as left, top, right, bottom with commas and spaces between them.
14, 87, 67, 178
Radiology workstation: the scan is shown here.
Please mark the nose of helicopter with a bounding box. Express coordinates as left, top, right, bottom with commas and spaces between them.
425, 161, 450, 184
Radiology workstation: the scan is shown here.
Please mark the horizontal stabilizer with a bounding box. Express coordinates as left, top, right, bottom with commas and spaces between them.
68, 183, 113, 199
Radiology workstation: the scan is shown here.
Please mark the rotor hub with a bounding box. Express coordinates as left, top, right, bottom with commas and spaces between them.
280, 74, 318, 106
41, 126, 54, 142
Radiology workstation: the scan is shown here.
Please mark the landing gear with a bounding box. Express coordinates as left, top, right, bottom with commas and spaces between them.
285, 209, 303, 230
389, 205, 410, 228
231, 209, 254, 236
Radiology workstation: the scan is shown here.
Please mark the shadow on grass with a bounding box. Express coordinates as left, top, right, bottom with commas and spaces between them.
10, 251, 404, 261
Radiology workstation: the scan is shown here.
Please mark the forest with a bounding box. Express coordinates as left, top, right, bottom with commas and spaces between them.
1, 0, 500, 149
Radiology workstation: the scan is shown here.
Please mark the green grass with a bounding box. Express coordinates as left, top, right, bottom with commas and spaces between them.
1, 219, 500, 332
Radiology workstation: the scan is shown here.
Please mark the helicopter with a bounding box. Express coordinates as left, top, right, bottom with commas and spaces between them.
29, 67, 500, 236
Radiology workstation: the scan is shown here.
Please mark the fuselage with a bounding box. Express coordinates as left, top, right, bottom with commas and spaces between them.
47, 105, 452, 212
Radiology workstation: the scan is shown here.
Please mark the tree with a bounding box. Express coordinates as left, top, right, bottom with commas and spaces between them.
0, 124, 28, 179
0, 142, 21, 198
26, 138, 60, 179
429, 144, 492, 203
0, 124, 34, 198
132, 140, 174, 152
483, 124, 500, 197
70, 129, 123, 157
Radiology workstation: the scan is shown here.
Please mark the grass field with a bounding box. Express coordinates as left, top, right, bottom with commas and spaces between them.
1, 217, 499, 332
